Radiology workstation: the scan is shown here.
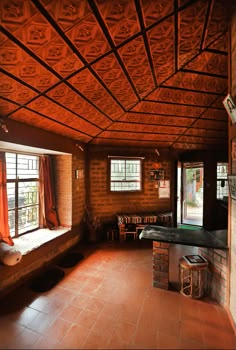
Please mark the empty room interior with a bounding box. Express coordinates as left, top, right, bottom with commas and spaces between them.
0, 0, 236, 349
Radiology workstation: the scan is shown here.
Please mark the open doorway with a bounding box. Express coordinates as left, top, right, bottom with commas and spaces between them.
177, 162, 204, 227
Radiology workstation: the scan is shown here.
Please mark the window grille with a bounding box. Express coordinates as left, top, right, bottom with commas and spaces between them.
216, 162, 228, 200
110, 158, 142, 192
6, 153, 40, 237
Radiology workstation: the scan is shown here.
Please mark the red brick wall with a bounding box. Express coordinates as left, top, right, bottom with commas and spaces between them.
153, 241, 170, 289
54, 155, 72, 227
198, 247, 228, 306
88, 147, 173, 225
72, 154, 86, 228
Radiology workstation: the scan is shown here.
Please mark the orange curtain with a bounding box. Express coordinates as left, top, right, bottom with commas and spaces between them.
0, 152, 14, 246
40, 156, 59, 229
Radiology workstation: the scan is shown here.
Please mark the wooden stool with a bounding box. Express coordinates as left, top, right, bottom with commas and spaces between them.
179, 255, 208, 299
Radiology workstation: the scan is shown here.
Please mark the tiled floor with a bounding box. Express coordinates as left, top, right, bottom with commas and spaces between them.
0, 240, 235, 349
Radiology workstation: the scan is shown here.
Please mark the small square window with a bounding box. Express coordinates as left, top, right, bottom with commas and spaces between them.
109, 158, 142, 192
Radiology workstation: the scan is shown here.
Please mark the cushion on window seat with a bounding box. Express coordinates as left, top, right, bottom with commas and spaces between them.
0, 242, 22, 266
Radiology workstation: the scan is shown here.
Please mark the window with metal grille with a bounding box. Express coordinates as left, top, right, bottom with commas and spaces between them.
109, 158, 142, 192
216, 162, 228, 200
6, 153, 40, 237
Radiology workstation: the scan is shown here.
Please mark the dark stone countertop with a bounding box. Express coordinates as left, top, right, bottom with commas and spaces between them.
139, 225, 228, 249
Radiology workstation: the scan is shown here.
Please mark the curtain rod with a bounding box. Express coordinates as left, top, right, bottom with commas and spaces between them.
107, 155, 145, 159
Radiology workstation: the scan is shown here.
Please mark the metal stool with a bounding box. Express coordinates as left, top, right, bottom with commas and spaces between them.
179, 255, 208, 299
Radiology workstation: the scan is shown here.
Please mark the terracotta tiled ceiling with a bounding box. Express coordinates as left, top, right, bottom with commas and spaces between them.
0, 0, 232, 150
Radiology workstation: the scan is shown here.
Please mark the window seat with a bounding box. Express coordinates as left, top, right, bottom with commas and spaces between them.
13, 227, 71, 255
0, 227, 81, 299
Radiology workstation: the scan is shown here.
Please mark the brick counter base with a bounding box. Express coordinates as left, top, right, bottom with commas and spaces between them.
153, 241, 170, 289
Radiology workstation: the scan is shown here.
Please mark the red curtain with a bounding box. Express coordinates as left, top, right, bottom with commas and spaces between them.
0, 152, 14, 246
40, 156, 59, 229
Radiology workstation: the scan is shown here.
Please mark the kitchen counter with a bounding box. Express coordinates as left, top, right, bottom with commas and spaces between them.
139, 225, 228, 249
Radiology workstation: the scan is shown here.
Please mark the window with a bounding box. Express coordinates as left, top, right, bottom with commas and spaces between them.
109, 158, 142, 192
6, 153, 40, 237
216, 162, 228, 200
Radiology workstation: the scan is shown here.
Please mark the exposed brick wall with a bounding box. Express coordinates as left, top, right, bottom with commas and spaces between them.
54, 155, 72, 227
89, 148, 172, 227
229, 8, 236, 329
54, 153, 86, 230
198, 247, 228, 306
72, 154, 86, 228
152, 241, 170, 290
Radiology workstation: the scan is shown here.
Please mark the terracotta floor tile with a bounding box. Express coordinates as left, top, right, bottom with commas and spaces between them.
111, 320, 137, 344
0, 241, 236, 349
133, 326, 158, 349
59, 324, 90, 349
10, 307, 40, 327
82, 328, 111, 349
158, 318, 181, 337
179, 337, 206, 349
85, 296, 105, 314
180, 319, 205, 343
156, 333, 181, 349
58, 304, 83, 323
0, 322, 25, 348
76, 308, 98, 329
42, 317, 72, 341
27, 311, 56, 334
28, 295, 51, 312
202, 323, 236, 349
31, 335, 62, 349
70, 292, 92, 309
7, 327, 41, 349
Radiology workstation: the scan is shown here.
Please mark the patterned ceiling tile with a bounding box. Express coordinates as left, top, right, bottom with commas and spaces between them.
211, 95, 226, 109
0, 0, 231, 150
90, 138, 172, 147
107, 122, 187, 134
132, 101, 204, 117
0, 97, 19, 116
178, 135, 226, 144
98, 130, 178, 141
95, 0, 139, 45
68, 68, 124, 118
119, 36, 155, 97
0, 72, 37, 105
164, 71, 227, 93
178, 0, 208, 68
119, 112, 195, 126
35, 35, 83, 76
47, 82, 111, 128
184, 51, 227, 76
92, 53, 138, 109
0, 37, 59, 92
146, 87, 219, 106
67, 13, 110, 62
12, 13, 57, 53
194, 119, 227, 130
186, 128, 227, 138
141, 0, 173, 28
208, 32, 228, 52
27, 97, 101, 136
148, 16, 175, 84
0, 0, 37, 33
178, 0, 190, 6
173, 142, 222, 150
200, 108, 228, 121
9, 108, 92, 142
203, 0, 231, 49
41, 0, 92, 31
